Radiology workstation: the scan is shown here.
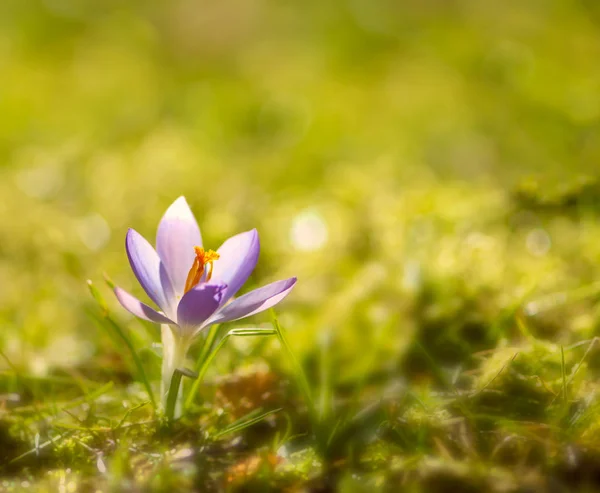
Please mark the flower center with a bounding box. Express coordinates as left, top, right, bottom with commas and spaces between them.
184, 246, 220, 293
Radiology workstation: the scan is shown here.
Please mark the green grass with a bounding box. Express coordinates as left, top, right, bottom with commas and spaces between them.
2, 0, 600, 491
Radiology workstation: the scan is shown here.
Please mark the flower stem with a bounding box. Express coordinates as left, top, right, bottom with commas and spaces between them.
160, 325, 191, 419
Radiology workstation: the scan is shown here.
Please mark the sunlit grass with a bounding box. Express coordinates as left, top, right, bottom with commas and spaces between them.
3, 0, 600, 491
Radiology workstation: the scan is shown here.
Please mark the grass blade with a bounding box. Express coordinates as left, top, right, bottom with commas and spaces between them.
270, 310, 315, 417
87, 280, 157, 409
214, 408, 282, 439
194, 324, 221, 372
183, 327, 276, 411
165, 369, 184, 421
318, 330, 332, 421
561, 345, 567, 402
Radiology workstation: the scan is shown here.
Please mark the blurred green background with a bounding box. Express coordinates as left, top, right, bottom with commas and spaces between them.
3, 0, 600, 365
3, 0, 600, 489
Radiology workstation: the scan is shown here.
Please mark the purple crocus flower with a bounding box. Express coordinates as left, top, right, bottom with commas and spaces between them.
113, 196, 296, 408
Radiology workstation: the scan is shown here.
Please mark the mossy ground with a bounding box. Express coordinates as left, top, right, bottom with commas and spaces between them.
2, 1, 600, 491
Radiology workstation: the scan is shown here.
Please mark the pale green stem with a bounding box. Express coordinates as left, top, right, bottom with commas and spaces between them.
160, 325, 192, 418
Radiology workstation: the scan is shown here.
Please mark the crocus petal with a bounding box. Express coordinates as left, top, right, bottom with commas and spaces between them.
211, 229, 260, 304
156, 196, 202, 297
177, 282, 227, 333
114, 287, 175, 325
126, 228, 175, 315
209, 277, 297, 325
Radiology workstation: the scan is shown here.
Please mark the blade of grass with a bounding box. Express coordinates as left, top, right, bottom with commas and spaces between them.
470, 352, 519, 397
63, 381, 114, 411
214, 407, 282, 439
229, 328, 277, 336
561, 345, 567, 402
318, 330, 332, 422
165, 368, 185, 421
53, 422, 111, 432
0, 349, 48, 423
183, 328, 276, 411
88, 279, 109, 313
183, 329, 276, 412
415, 341, 475, 421
114, 401, 150, 430
194, 324, 221, 372
87, 280, 156, 409
8, 431, 73, 465
325, 417, 343, 449
0, 371, 102, 386
103, 272, 116, 290
13, 382, 114, 419
566, 337, 598, 386
0, 349, 35, 399
345, 318, 395, 418
525, 281, 600, 315
270, 310, 315, 417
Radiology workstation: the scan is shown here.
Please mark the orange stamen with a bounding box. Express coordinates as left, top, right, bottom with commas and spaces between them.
184, 246, 220, 293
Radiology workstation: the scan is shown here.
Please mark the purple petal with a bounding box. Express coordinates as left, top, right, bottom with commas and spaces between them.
177, 282, 227, 332
211, 229, 260, 304
156, 196, 203, 297
209, 277, 297, 325
126, 228, 175, 315
114, 287, 175, 325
